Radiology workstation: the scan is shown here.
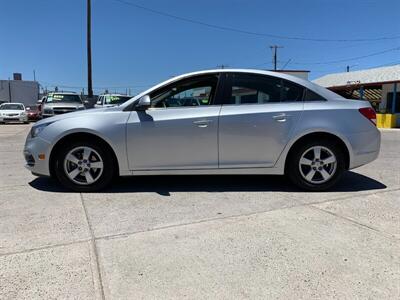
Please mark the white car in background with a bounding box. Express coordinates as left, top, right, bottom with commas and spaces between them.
94, 94, 132, 108
42, 92, 85, 118
0, 103, 28, 124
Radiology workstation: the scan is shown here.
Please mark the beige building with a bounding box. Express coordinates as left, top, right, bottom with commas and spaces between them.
313, 65, 400, 123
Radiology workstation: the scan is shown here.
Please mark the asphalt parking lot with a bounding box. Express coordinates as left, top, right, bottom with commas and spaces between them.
0, 123, 399, 299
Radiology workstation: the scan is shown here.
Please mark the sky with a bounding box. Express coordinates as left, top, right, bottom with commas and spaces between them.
0, 0, 399, 94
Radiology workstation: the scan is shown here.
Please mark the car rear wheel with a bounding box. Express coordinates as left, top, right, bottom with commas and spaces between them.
54, 141, 115, 192
287, 140, 345, 191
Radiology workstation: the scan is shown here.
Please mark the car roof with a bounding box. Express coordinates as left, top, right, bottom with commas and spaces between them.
175, 69, 342, 98
100, 94, 130, 96
48, 92, 78, 95
1, 102, 24, 105
120, 68, 343, 108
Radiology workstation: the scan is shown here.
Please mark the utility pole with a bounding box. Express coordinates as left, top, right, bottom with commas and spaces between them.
33, 70, 36, 81
270, 45, 283, 71
8, 78, 12, 103
216, 64, 229, 69
346, 64, 357, 72
87, 0, 94, 98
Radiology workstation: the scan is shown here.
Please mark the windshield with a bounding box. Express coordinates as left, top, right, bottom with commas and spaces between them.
0, 104, 24, 110
104, 95, 131, 105
46, 94, 82, 103
26, 105, 38, 111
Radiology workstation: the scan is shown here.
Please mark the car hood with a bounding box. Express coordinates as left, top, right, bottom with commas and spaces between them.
35, 107, 117, 125
44, 102, 84, 108
0, 110, 24, 114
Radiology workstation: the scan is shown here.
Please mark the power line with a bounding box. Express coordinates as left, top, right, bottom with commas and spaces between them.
111, 0, 400, 42
39, 81, 152, 89
254, 46, 400, 67
291, 46, 400, 65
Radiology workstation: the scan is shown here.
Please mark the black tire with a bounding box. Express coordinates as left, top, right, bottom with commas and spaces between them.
54, 140, 115, 192
286, 139, 346, 191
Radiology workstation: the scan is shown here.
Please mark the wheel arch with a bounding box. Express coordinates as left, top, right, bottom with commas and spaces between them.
284, 131, 351, 172
49, 132, 120, 177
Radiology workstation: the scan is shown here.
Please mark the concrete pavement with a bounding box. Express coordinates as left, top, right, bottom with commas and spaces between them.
0, 124, 399, 299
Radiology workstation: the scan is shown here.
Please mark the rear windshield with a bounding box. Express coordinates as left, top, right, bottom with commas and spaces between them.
46, 94, 82, 103
104, 95, 131, 105
0, 104, 24, 110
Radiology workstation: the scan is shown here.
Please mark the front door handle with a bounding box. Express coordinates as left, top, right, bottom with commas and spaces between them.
193, 119, 212, 127
272, 113, 290, 122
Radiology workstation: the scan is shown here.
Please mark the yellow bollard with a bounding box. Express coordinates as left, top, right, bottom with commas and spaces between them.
376, 114, 397, 128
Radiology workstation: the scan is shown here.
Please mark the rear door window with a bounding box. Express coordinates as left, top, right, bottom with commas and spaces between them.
224, 73, 306, 104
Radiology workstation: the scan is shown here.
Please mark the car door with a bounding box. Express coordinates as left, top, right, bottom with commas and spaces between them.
94, 96, 103, 108
126, 73, 222, 170
218, 73, 304, 168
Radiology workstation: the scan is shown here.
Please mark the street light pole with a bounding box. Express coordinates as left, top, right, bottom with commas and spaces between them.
87, 0, 93, 98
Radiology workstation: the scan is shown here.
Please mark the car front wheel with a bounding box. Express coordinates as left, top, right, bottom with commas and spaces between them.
287, 140, 345, 191
54, 141, 115, 192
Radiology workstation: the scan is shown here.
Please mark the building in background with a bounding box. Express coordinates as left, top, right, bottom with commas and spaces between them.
0, 73, 40, 106
273, 70, 310, 80
313, 65, 400, 127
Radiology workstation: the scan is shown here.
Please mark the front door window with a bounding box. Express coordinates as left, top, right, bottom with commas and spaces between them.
150, 75, 219, 108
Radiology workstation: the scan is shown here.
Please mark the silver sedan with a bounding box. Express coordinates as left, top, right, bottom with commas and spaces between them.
24, 69, 380, 192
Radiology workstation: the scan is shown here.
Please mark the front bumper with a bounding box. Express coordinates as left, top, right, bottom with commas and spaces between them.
0, 116, 28, 122
23, 136, 52, 176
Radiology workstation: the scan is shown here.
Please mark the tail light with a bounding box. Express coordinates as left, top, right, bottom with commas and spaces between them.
359, 107, 376, 126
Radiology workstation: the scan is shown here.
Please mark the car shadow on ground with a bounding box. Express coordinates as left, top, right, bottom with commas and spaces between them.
29, 171, 386, 195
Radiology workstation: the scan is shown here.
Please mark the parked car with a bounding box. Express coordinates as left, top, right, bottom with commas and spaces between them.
24, 69, 380, 192
0, 103, 28, 124
41, 92, 85, 118
94, 94, 132, 108
25, 105, 41, 121
37, 97, 46, 117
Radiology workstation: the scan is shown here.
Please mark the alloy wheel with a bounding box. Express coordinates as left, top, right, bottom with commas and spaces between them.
63, 146, 104, 185
298, 146, 337, 184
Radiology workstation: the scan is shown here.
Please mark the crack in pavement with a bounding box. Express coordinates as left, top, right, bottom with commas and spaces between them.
0, 186, 399, 259
0, 238, 91, 258
309, 205, 399, 241
79, 193, 106, 300
92, 187, 400, 243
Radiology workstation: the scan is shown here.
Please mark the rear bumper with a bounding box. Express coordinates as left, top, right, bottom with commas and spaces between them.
348, 128, 381, 169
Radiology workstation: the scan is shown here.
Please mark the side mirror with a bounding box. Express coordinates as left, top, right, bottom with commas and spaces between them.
136, 95, 151, 110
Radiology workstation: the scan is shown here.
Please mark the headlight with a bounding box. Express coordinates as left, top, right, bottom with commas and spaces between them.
21, 112, 26, 116
30, 122, 52, 138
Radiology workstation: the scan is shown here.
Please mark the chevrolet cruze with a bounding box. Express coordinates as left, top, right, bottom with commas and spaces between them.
24, 69, 380, 192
